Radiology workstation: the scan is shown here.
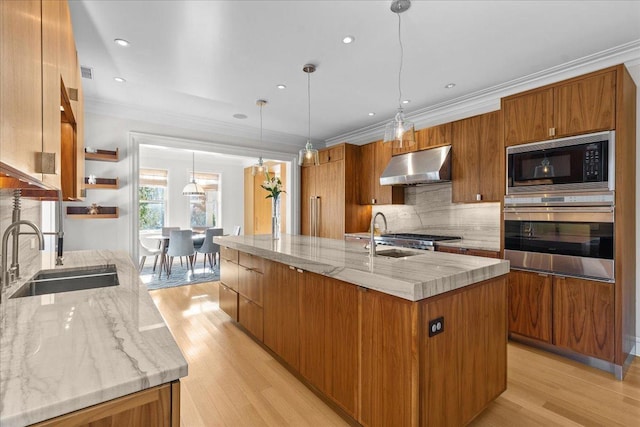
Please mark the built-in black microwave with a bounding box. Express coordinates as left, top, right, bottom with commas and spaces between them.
506, 131, 614, 194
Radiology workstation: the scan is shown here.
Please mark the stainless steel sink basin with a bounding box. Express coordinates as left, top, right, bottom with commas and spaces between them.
10, 265, 119, 299
376, 248, 422, 258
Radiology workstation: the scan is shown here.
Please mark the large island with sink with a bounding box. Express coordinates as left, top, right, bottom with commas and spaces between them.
216, 234, 510, 426
0, 250, 187, 427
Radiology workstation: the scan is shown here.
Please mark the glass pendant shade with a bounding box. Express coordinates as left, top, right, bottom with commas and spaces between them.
251, 156, 268, 176
182, 152, 205, 196
383, 108, 416, 148
298, 140, 319, 166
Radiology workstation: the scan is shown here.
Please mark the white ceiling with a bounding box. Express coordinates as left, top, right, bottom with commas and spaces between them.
70, 0, 640, 150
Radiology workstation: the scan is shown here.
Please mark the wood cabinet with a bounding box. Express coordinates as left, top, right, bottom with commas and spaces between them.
264, 262, 300, 370
219, 246, 239, 321
507, 270, 552, 343
301, 144, 369, 238
436, 246, 500, 258
417, 123, 452, 150
503, 69, 616, 146
451, 111, 502, 203
358, 140, 404, 205
299, 273, 358, 416
508, 270, 614, 361
553, 276, 614, 361
33, 381, 180, 427
243, 161, 287, 235
238, 252, 264, 341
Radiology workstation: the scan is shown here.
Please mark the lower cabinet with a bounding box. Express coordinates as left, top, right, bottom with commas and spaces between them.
219, 247, 239, 321
219, 283, 238, 321
32, 381, 180, 427
508, 270, 614, 362
238, 253, 264, 341
239, 295, 263, 341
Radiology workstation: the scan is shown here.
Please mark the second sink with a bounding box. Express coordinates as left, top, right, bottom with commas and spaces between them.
375, 248, 422, 258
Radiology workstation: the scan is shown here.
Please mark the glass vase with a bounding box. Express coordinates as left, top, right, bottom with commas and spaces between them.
271, 196, 281, 240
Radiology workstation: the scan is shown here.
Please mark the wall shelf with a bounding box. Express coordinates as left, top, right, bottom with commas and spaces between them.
66, 206, 119, 219
84, 177, 119, 189
85, 148, 119, 162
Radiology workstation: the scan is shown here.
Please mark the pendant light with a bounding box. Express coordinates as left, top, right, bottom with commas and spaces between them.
252, 100, 269, 176
383, 0, 416, 148
182, 151, 205, 196
298, 64, 320, 166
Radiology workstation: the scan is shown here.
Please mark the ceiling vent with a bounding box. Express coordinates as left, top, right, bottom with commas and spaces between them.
80, 66, 93, 79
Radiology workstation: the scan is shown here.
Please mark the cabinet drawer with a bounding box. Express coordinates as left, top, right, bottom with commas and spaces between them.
239, 295, 263, 341
220, 257, 239, 291
219, 283, 238, 321
239, 252, 264, 273
221, 246, 238, 262
239, 269, 263, 306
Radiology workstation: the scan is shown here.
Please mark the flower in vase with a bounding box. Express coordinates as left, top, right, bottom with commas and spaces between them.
261, 171, 285, 200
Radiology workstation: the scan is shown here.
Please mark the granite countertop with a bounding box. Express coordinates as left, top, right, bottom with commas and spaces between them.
0, 250, 188, 427
216, 234, 509, 301
344, 232, 501, 252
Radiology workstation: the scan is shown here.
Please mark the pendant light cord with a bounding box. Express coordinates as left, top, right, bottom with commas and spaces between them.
260, 102, 263, 145
192, 152, 196, 182
307, 71, 311, 143
397, 12, 404, 110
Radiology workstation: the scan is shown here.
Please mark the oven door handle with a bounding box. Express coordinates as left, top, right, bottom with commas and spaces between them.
503, 206, 614, 214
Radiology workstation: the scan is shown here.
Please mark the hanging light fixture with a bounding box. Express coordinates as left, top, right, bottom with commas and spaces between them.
383, 0, 416, 148
182, 151, 205, 196
298, 64, 320, 166
252, 100, 269, 176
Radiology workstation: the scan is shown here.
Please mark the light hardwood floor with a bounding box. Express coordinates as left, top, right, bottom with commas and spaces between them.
150, 281, 640, 427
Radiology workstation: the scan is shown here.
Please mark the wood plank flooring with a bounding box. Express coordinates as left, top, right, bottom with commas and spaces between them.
150, 281, 640, 427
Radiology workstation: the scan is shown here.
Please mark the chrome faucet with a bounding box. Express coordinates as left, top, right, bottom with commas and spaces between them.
2, 220, 45, 286
369, 212, 388, 257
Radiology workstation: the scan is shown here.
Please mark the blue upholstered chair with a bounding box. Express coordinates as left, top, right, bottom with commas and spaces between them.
196, 228, 223, 270
166, 230, 195, 276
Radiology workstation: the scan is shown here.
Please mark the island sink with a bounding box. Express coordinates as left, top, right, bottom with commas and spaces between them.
10, 265, 119, 298
375, 248, 422, 258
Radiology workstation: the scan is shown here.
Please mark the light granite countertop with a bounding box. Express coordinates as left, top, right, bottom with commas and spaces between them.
0, 250, 188, 427
216, 234, 509, 301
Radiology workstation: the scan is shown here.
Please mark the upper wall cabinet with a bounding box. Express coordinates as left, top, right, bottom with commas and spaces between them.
358, 140, 404, 205
452, 111, 502, 203
503, 69, 616, 146
391, 123, 452, 156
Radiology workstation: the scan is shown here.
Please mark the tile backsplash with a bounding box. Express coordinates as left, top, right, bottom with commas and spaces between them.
372, 183, 501, 246
0, 189, 43, 296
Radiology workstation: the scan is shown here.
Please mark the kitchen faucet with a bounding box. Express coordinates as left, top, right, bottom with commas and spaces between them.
1, 220, 45, 286
369, 212, 388, 257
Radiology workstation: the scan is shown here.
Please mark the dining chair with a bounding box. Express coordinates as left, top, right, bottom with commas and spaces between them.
196, 228, 223, 270
233, 225, 242, 236
138, 239, 162, 272
166, 230, 195, 277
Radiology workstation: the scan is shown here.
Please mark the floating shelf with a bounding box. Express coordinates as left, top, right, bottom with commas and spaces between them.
84, 177, 119, 189
85, 148, 119, 162
66, 206, 119, 219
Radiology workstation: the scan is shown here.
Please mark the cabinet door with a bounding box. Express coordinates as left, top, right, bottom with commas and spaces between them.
239, 295, 263, 341
264, 263, 300, 369
316, 161, 345, 239
220, 257, 239, 292
452, 115, 480, 203
319, 145, 344, 163
299, 272, 327, 391
358, 142, 376, 205
219, 283, 238, 321
360, 289, 416, 427
507, 270, 552, 343
554, 71, 616, 138
478, 110, 502, 202
391, 139, 417, 156
417, 123, 451, 150
0, 0, 42, 180
553, 276, 614, 361
503, 88, 554, 146
300, 166, 315, 236
373, 140, 404, 205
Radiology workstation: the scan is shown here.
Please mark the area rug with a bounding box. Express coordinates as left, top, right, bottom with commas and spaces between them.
140, 262, 220, 290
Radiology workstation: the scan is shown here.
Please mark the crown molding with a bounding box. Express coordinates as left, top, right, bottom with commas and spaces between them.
84, 97, 313, 154
325, 40, 640, 146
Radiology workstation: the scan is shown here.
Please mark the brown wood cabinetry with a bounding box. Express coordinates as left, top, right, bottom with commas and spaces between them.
436, 246, 500, 258
417, 123, 452, 150
264, 262, 300, 370
301, 144, 369, 238
219, 246, 239, 320
553, 276, 614, 361
503, 69, 616, 146
451, 111, 502, 203
32, 381, 180, 427
238, 252, 264, 341
358, 140, 404, 205
243, 161, 287, 235
507, 270, 552, 343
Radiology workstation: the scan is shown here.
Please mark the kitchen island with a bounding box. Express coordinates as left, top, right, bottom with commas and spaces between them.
216, 234, 510, 426
0, 250, 188, 427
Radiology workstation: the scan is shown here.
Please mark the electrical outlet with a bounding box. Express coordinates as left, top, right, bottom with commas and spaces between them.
428, 316, 444, 337
30, 237, 36, 249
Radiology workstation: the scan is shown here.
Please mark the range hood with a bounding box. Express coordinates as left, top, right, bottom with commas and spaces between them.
380, 145, 452, 186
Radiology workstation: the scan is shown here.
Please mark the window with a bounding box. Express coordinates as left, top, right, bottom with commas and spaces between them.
139, 168, 167, 230
190, 172, 220, 228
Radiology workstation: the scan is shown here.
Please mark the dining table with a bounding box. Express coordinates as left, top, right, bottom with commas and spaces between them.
144, 230, 206, 278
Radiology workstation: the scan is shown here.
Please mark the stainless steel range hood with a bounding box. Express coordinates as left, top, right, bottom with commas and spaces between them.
380, 145, 451, 186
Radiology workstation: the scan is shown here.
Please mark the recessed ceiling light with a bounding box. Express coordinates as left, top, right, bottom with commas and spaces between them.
114, 38, 130, 47
445, 83, 456, 89
401, 99, 410, 104
114, 77, 126, 83
368, 112, 375, 116
233, 113, 248, 119
342, 35, 355, 44
276, 84, 286, 89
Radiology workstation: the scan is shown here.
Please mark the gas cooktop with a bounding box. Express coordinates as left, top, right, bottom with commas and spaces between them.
381, 233, 462, 241
377, 233, 462, 250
